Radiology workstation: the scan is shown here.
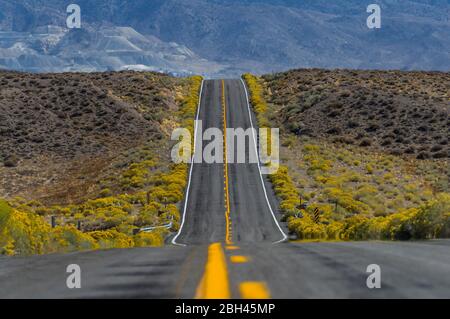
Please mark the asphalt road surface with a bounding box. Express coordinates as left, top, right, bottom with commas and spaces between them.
1, 79, 450, 299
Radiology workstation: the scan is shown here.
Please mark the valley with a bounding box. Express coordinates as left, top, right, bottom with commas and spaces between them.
0, 70, 449, 299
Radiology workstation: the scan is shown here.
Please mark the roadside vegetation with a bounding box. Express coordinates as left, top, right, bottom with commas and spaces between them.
0, 73, 202, 256
243, 71, 449, 242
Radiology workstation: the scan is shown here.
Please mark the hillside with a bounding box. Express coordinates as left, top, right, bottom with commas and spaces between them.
0, 71, 203, 255
0, 0, 449, 75
0, 71, 182, 204
264, 69, 449, 159
245, 70, 449, 241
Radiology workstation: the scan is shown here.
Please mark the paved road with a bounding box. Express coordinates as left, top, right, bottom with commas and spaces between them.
1, 79, 450, 299
174, 79, 286, 245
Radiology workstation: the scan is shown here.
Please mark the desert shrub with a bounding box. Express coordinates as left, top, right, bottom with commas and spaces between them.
269, 165, 301, 218
242, 74, 281, 161
288, 216, 327, 240
180, 76, 203, 139
134, 231, 165, 247
160, 204, 181, 223
0, 199, 12, 229
323, 188, 371, 215
304, 154, 332, 173
288, 195, 450, 241
243, 74, 268, 116
0, 74, 203, 256
89, 229, 134, 249
51, 225, 98, 252
0, 208, 52, 255
98, 188, 112, 198
180, 76, 202, 118
0, 200, 14, 255
135, 201, 162, 227
359, 139, 372, 147
120, 159, 157, 189
84, 197, 132, 211
246, 76, 449, 242
0, 200, 101, 255
409, 193, 450, 239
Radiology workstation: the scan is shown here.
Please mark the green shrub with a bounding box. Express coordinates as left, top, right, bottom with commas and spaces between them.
0, 199, 12, 228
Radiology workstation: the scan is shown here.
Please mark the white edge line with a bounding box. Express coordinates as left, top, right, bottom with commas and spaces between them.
172, 80, 205, 247
240, 78, 288, 244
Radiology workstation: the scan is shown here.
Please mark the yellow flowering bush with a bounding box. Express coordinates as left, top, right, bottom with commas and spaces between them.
288, 194, 450, 241
0, 202, 98, 255
243, 73, 450, 243
89, 229, 134, 249
288, 213, 331, 241
269, 165, 301, 219
242, 74, 268, 121
51, 225, 98, 252
180, 75, 203, 139
1, 208, 52, 255
134, 231, 165, 247
0, 75, 203, 256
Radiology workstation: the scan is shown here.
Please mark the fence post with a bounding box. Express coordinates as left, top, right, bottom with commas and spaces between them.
51, 216, 56, 228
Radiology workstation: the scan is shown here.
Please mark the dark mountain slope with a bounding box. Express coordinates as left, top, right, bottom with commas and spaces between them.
0, 0, 448, 74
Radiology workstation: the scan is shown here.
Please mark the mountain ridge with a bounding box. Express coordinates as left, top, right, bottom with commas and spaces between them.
0, 0, 449, 75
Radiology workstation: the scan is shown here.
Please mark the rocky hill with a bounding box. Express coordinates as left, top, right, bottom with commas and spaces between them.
264, 69, 449, 160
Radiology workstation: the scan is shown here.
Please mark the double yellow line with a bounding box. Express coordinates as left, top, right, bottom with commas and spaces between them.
195, 80, 232, 299
195, 242, 270, 299
222, 80, 232, 246
195, 80, 270, 300
195, 243, 230, 299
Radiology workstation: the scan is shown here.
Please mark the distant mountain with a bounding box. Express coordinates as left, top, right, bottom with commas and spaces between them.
0, 24, 224, 76
0, 0, 449, 75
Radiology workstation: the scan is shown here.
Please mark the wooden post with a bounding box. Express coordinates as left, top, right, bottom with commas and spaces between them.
51, 216, 56, 228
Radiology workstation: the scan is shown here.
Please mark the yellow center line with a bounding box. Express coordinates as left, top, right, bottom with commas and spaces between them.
195, 243, 231, 299
239, 282, 271, 299
194, 81, 272, 300
222, 80, 232, 245
230, 255, 250, 263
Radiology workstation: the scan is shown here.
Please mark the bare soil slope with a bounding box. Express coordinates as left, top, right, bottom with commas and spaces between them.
0, 71, 181, 203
